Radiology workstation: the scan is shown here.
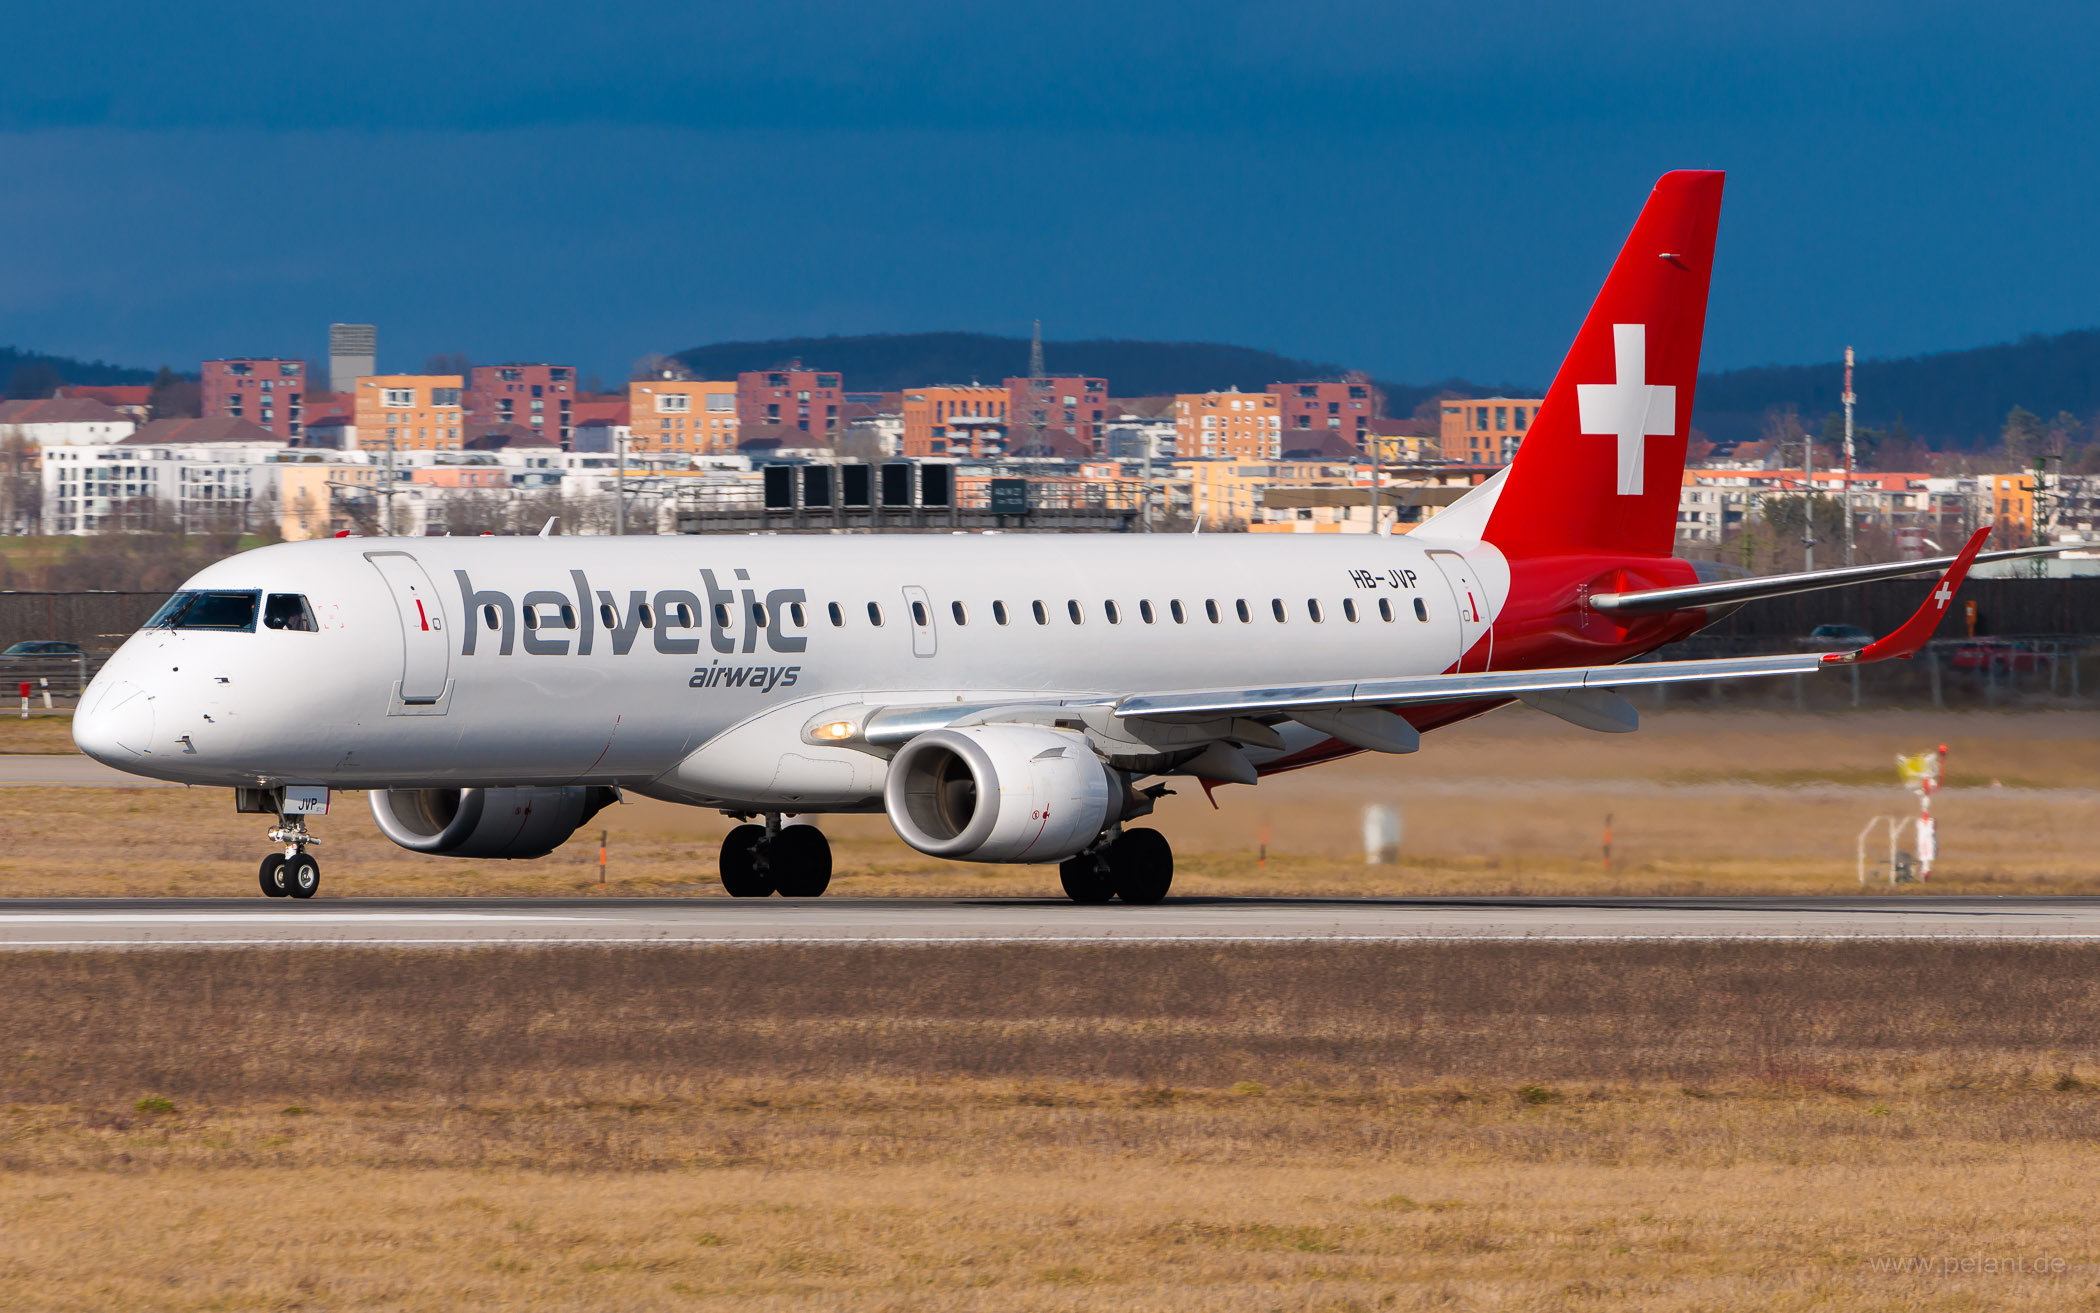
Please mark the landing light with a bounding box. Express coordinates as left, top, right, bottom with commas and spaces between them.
813, 721, 858, 741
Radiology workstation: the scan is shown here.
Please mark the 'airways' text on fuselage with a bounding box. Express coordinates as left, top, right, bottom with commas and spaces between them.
454, 568, 807, 658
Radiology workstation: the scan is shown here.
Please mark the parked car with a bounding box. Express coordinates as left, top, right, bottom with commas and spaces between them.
1806, 623, 1875, 646
0, 641, 82, 658
1948, 639, 2049, 673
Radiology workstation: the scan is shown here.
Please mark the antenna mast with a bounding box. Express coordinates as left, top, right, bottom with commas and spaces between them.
1028, 319, 1045, 380
1842, 346, 1856, 565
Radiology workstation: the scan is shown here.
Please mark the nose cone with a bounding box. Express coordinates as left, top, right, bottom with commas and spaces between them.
74, 680, 154, 764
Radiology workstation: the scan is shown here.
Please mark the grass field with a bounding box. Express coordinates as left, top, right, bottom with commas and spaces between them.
4, 942, 2098, 1310
5, 706, 2097, 898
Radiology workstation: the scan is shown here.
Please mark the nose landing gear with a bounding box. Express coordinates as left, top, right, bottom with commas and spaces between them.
718, 814, 832, 898
258, 816, 321, 899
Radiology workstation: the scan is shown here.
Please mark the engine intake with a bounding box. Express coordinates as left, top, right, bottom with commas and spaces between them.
369, 786, 618, 859
884, 725, 1120, 864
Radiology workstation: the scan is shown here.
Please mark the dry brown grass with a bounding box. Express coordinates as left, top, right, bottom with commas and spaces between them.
6, 707, 2100, 898
4, 942, 2100, 1309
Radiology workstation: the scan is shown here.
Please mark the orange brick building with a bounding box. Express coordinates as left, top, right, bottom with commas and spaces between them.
355, 375, 464, 452
1439, 397, 1542, 464
902, 385, 1008, 457
629, 380, 739, 455
1174, 390, 1280, 459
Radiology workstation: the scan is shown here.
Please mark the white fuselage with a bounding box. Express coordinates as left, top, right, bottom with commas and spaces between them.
74, 532, 1510, 809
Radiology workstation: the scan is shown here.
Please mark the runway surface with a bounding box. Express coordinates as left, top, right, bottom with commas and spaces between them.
6, 895, 2100, 948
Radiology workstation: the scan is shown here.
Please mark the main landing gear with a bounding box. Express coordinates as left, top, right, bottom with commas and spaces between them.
719, 815, 832, 898
258, 816, 321, 899
1060, 828, 1174, 905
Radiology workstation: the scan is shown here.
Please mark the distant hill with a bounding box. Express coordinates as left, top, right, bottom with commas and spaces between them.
0, 346, 157, 398
1693, 329, 2100, 450
669, 332, 1531, 411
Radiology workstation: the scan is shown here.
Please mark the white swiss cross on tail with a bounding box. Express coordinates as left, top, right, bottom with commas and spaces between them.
1577, 323, 1676, 496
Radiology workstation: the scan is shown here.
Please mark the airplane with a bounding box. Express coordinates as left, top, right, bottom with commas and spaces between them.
71, 170, 2052, 902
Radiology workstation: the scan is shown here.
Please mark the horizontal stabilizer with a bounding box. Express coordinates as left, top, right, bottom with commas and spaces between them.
1592, 542, 2062, 615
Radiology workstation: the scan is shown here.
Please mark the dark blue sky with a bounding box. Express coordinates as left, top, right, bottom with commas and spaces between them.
3, 1, 2097, 388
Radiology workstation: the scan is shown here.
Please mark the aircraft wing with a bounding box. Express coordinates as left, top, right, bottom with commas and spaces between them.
1115, 527, 1991, 722
1589, 540, 2059, 615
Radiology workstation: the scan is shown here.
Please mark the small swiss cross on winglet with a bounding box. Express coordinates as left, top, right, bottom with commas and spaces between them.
1825, 527, 1994, 666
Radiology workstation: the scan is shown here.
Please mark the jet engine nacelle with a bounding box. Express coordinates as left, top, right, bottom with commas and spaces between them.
369, 785, 618, 859
883, 725, 1121, 864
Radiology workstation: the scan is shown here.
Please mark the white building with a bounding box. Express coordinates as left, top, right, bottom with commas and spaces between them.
38, 416, 328, 536
0, 397, 135, 448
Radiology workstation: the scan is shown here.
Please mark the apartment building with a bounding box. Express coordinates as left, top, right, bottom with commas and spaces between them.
203, 358, 308, 439
1439, 396, 1543, 464
40, 416, 341, 539
902, 385, 1008, 457
1269, 380, 1382, 455
467, 364, 574, 447
1003, 376, 1108, 458
628, 380, 739, 455
355, 375, 465, 452
737, 363, 842, 447
1174, 390, 1281, 460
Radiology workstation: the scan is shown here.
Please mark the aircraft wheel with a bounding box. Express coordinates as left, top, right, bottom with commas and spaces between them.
1059, 852, 1116, 904
285, 854, 321, 900
1109, 829, 1174, 905
770, 825, 832, 898
719, 824, 773, 897
258, 853, 289, 898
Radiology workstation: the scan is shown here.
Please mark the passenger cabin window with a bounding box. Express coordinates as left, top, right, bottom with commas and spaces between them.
1139, 600, 1155, 624
1170, 600, 1186, 624
148, 590, 260, 633
1067, 600, 1084, 624
1032, 600, 1049, 625
992, 600, 1009, 625
1205, 600, 1220, 623
262, 594, 317, 632
1235, 599, 1251, 623
951, 601, 967, 625
671, 602, 696, 627
751, 603, 768, 629
1414, 597, 1429, 621
1342, 597, 1359, 622
789, 602, 806, 628
714, 603, 732, 629
867, 602, 884, 626
1104, 600, 1121, 625
1378, 598, 1394, 622
1307, 599, 1323, 623
1271, 598, 1287, 622
828, 602, 844, 626
911, 600, 928, 627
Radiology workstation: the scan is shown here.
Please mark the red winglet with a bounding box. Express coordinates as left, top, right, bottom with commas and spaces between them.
1825, 527, 1991, 665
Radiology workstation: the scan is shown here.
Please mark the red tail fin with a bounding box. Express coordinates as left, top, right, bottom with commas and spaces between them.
1481, 170, 1724, 559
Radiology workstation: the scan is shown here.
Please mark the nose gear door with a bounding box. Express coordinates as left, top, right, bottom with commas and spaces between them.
1425, 549, 1492, 670
364, 551, 452, 706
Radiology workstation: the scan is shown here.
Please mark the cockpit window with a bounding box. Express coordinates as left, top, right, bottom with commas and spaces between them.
263, 594, 318, 632
147, 590, 260, 632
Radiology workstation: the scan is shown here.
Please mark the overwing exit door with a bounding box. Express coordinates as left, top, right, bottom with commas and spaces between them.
900, 584, 937, 657
1425, 549, 1492, 670
364, 551, 452, 705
